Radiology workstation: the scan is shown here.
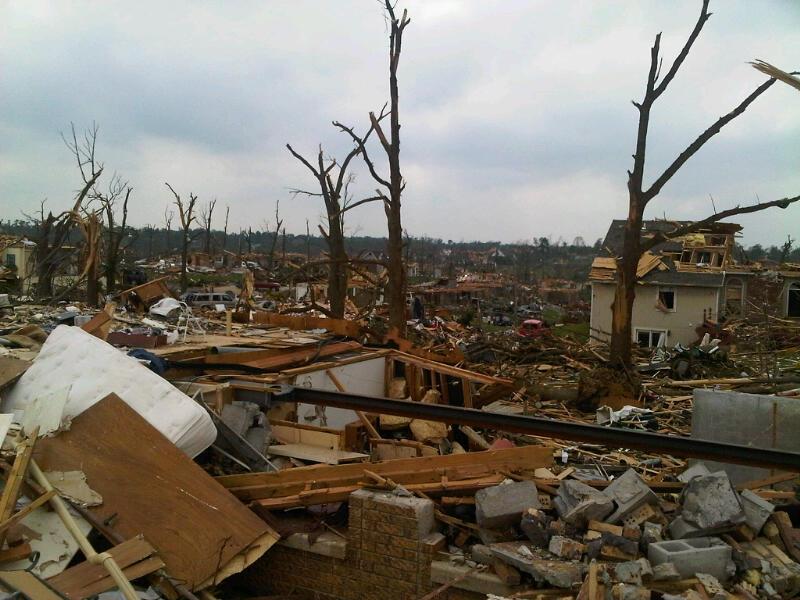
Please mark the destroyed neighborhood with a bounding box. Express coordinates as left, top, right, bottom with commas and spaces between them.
1, 1, 799, 599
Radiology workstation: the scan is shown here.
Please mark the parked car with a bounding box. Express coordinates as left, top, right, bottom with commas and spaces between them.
517, 319, 548, 338
182, 291, 237, 309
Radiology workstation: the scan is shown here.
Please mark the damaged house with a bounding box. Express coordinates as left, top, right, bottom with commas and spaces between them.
588, 220, 779, 347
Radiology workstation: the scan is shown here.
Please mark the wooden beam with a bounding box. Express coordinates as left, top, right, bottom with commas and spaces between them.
390, 351, 513, 387
218, 444, 552, 502
0, 428, 37, 546
0, 489, 55, 537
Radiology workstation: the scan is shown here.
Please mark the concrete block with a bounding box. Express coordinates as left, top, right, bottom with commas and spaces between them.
350, 488, 435, 537
475, 481, 539, 529
739, 489, 774, 534
670, 471, 745, 538
678, 462, 711, 483
611, 558, 652, 585
553, 480, 613, 527
604, 469, 659, 524
648, 537, 733, 582
652, 562, 681, 581
490, 542, 584, 588
520, 508, 552, 547
430, 560, 515, 596
548, 536, 585, 560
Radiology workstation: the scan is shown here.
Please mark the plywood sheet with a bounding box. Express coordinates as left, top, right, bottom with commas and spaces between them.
34, 394, 278, 591
267, 443, 368, 465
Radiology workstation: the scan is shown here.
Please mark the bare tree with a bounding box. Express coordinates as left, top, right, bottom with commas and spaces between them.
163, 207, 174, 256
287, 119, 383, 318
200, 198, 217, 256
334, 1, 411, 331
609, 0, 800, 368
267, 200, 283, 271
165, 183, 199, 292
222, 205, 230, 253
29, 123, 104, 300
96, 175, 132, 293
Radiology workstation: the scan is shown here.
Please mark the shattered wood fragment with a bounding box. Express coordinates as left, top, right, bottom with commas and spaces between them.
35, 394, 278, 591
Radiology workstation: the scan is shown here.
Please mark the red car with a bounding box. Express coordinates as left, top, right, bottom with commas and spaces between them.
517, 319, 548, 338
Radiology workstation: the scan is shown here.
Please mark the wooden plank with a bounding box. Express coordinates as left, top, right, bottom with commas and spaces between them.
0, 428, 37, 546
252, 311, 364, 338
201, 341, 363, 371
270, 422, 343, 450
0, 356, 30, 391
0, 542, 32, 563
218, 444, 553, 501
0, 489, 55, 537
35, 394, 278, 591
266, 443, 369, 465
0, 570, 63, 600
391, 351, 514, 387
48, 536, 164, 599
772, 511, 800, 563
462, 378, 473, 408
255, 474, 505, 510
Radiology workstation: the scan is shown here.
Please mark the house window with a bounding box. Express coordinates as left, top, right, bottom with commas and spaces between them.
657, 287, 676, 311
724, 278, 743, 316
788, 283, 800, 318
696, 251, 712, 265
4, 254, 15, 267
636, 329, 666, 348
680, 250, 692, 263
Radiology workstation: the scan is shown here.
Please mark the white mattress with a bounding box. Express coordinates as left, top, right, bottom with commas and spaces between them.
2, 325, 216, 457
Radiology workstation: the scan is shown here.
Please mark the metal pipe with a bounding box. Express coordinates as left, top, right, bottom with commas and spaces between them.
287, 387, 800, 472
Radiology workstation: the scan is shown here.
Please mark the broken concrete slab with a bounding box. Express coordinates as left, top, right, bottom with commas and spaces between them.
548, 535, 585, 560
611, 558, 653, 585
476, 481, 539, 530
678, 462, 711, 483
520, 508, 552, 547
669, 471, 746, 538
648, 537, 733, 582
739, 489, 774, 534
604, 469, 659, 524
553, 479, 613, 527
489, 542, 584, 588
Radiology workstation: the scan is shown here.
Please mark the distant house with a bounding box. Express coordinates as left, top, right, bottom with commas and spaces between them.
589, 220, 765, 347
0, 236, 37, 292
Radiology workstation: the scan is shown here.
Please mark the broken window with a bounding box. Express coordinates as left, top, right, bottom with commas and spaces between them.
657, 287, 676, 311
680, 250, 692, 263
696, 251, 712, 265
4, 254, 15, 267
788, 283, 800, 318
636, 329, 666, 348
724, 278, 743, 316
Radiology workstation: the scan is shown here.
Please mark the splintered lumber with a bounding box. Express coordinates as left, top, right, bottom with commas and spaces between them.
0, 570, 63, 600
218, 444, 553, 505
35, 394, 278, 591
27, 458, 138, 600
391, 351, 514, 387
253, 311, 364, 338
199, 340, 362, 370
325, 369, 381, 441
47, 535, 164, 599
0, 427, 37, 546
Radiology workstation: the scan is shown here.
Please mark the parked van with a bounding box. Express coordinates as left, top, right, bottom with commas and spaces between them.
182, 291, 237, 309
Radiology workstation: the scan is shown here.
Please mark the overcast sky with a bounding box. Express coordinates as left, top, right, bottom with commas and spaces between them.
1, 1, 798, 246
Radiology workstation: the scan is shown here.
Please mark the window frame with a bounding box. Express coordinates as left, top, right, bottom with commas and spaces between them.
657, 287, 677, 312
635, 328, 668, 348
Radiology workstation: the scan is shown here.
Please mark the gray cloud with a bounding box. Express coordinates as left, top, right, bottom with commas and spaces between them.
1, 0, 799, 246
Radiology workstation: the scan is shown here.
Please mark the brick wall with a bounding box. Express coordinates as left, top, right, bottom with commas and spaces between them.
237, 489, 485, 600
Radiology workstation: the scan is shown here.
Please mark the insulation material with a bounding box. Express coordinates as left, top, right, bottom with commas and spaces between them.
3, 325, 215, 457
